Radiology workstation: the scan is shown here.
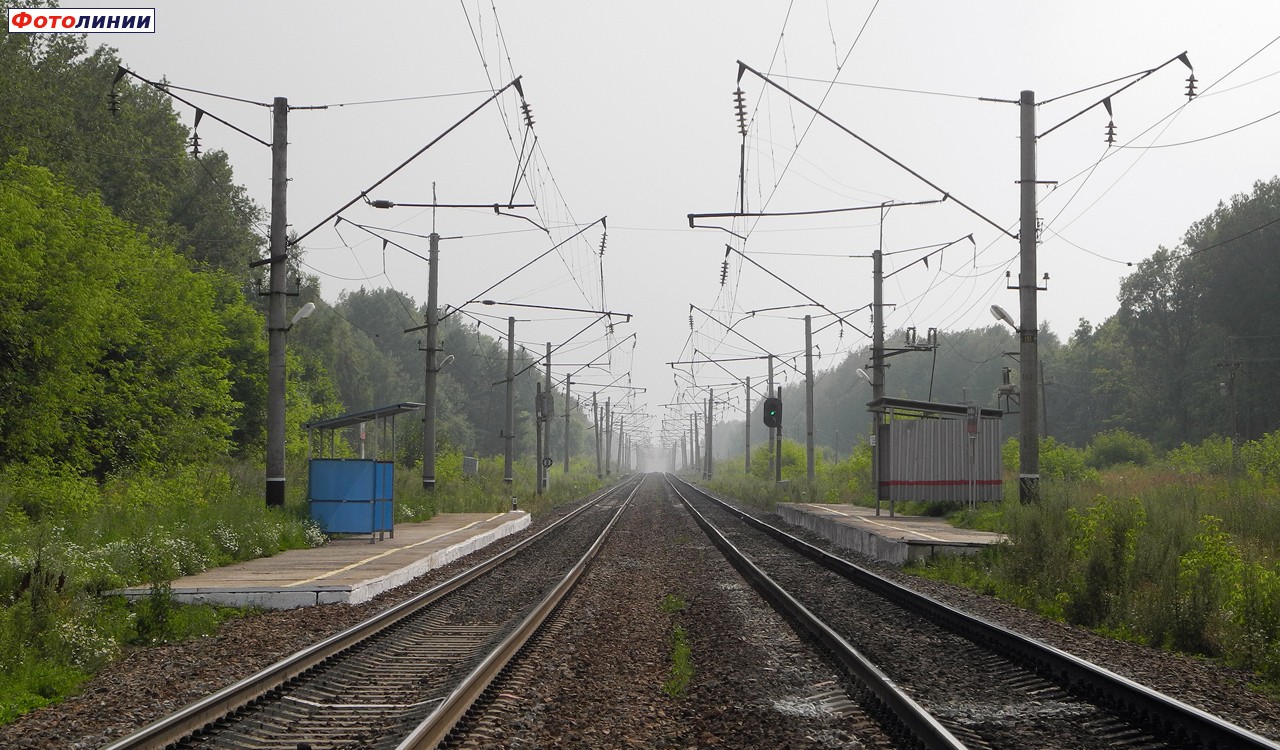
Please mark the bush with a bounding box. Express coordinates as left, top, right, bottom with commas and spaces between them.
1242, 431, 1280, 484
1062, 495, 1146, 628
817, 442, 871, 503
1166, 436, 1235, 476
1003, 437, 1098, 483
1086, 430, 1155, 469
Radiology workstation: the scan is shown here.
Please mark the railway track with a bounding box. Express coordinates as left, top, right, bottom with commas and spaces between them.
102, 476, 643, 750
665, 473, 1280, 750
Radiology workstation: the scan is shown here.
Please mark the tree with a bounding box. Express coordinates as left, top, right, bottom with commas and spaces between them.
0, 157, 242, 475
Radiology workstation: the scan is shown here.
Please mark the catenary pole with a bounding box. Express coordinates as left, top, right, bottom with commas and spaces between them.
871, 241, 885, 508
1019, 90, 1041, 503
705, 391, 713, 480
535, 382, 544, 495
504, 316, 515, 485
775, 386, 783, 484
593, 393, 602, 479
564, 377, 572, 474
744, 375, 752, 474
422, 232, 440, 490
265, 97, 289, 506
767, 355, 776, 479
805, 314, 815, 482
543, 342, 552, 491
604, 398, 613, 475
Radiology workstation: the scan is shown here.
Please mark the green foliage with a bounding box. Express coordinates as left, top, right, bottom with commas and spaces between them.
664, 623, 693, 698
0, 158, 240, 476
1242, 431, 1280, 484
747, 438, 812, 482
1062, 495, 1146, 627
913, 460, 1280, 692
1003, 437, 1099, 483
0, 457, 326, 724
660, 593, 694, 698
1175, 516, 1245, 654
658, 594, 687, 614
1086, 430, 1155, 469
818, 441, 872, 503
1167, 436, 1235, 476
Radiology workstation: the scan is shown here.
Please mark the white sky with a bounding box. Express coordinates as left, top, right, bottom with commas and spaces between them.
76, 1, 1280, 449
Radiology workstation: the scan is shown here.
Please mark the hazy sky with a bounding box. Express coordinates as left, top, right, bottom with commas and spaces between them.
74, 1, 1280, 450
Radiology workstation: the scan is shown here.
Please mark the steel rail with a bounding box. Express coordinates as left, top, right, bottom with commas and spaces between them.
397, 475, 645, 748
663, 474, 967, 750
669, 475, 1280, 750
102, 478, 640, 750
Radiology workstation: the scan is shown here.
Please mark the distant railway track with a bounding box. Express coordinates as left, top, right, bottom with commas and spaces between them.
665, 474, 1280, 750
102, 476, 643, 750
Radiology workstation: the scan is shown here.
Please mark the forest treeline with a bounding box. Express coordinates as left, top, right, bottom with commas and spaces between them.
0, 26, 594, 479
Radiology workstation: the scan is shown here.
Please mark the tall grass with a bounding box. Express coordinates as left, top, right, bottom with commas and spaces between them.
917, 436, 1280, 692
0, 451, 608, 724
703, 432, 1280, 692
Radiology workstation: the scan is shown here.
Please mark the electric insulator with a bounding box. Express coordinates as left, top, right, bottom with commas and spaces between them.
1185, 73, 1198, 100
689, 314, 694, 330
733, 87, 748, 136
719, 259, 729, 286
107, 90, 120, 116
598, 230, 607, 257
1104, 120, 1117, 146
189, 133, 201, 158
521, 101, 535, 128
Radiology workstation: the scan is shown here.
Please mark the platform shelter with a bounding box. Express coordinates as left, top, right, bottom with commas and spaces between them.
304, 402, 423, 542
867, 397, 1003, 516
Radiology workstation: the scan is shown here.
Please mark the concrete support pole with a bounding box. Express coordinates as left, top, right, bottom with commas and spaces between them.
535, 381, 544, 495
805, 314, 815, 482
767, 355, 776, 479
504, 317, 515, 485
872, 245, 885, 507
593, 392, 602, 479
691, 412, 699, 470
543, 342, 552, 491
422, 232, 440, 491
704, 391, 713, 480
744, 375, 752, 474
1019, 89, 1041, 503
775, 385, 783, 484
265, 97, 288, 507
564, 377, 572, 474
604, 398, 613, 476
616, 417, 624, 474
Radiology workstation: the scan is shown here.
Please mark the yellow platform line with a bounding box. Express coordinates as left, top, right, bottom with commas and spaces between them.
859, 516, 947, 542
284, 513, 508, 587
804, 504, 947, 543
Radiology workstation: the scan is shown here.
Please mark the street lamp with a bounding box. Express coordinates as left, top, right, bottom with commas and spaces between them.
288, 302, 316, 330
990, 304, 1017, 330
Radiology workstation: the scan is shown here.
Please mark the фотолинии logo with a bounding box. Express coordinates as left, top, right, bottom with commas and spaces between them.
7, 8, 155, 33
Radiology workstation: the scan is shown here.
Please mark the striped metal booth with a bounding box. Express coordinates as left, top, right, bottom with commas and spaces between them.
867, 397, 1004, 515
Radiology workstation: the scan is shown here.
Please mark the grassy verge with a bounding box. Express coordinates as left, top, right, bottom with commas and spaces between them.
705, 434, 1280, 695
0, 452, 608, 725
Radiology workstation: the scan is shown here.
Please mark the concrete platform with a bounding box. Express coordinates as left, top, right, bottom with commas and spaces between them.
776, 503, 1005, 565
113, 511, 530, 609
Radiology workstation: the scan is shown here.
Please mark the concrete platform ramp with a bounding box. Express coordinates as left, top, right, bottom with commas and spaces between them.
776, 503, 1005, 565
112, 511, 530, 609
